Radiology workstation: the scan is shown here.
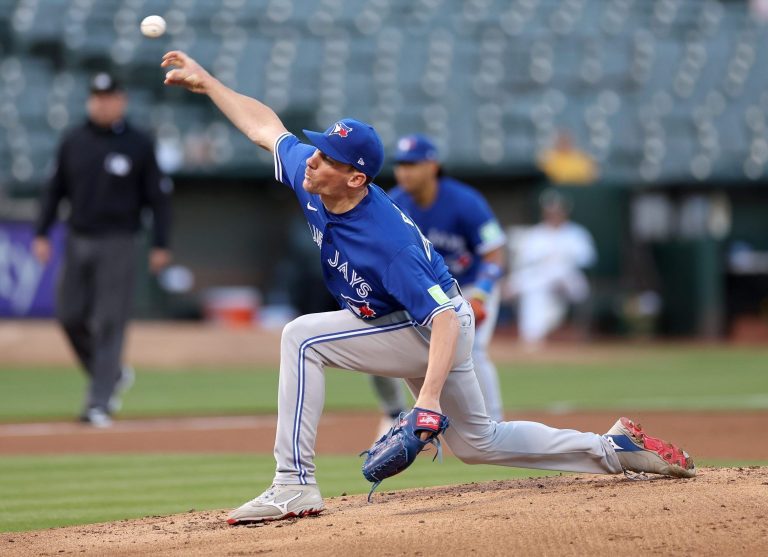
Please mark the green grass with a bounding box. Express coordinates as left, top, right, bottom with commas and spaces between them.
498, 347, 768, 411
0, 366, 377, 421
1, 345, 767, 421
0, 453, 558, 533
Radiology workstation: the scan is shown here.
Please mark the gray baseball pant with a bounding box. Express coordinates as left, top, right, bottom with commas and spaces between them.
371, 285, 504, 421
57, 232, 136, 412
273, 293, 622, 485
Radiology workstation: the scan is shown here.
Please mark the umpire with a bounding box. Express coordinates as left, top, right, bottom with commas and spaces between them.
33, 72, 172, 427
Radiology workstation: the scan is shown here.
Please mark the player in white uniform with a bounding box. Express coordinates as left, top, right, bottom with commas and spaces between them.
509, 190, 596, 346
161, 50, 696, 525
371, 135, 506, 430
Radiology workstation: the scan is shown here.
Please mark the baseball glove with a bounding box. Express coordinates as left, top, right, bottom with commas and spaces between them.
360, 407, 450, 501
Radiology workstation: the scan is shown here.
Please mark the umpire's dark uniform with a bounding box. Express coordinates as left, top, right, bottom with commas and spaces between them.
34, 74, 171, 423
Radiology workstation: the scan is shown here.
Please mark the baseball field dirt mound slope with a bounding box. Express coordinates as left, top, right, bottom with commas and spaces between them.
3, 467, 766, 556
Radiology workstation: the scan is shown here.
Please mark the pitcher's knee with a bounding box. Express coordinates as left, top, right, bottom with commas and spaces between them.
444, 419, 502, 464
281, 315, 316, 351
446, 433, 496, 465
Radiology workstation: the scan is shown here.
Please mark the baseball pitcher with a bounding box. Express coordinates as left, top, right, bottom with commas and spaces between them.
162, 50, 695, 524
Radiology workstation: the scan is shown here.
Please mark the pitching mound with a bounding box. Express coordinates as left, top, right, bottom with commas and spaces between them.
3, 467, 766, 556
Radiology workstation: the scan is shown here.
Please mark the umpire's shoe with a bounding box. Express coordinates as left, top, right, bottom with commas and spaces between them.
605, 417, 696, 478
227, 484, 324, 524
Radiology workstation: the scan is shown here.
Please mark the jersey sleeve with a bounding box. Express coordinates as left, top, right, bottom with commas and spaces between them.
458, 191, 505, 255
273, 132, 315, 190
383, 245, 454, 326
35, 133, 71, 237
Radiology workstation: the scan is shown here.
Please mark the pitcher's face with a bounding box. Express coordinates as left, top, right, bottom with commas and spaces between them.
303, 149, 363, 195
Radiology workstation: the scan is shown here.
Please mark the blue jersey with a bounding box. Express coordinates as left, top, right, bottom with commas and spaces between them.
274, 133, 455, 325
388, 177, 506, 286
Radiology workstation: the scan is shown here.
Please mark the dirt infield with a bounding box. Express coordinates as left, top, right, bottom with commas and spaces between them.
2, 410, 768, 461
3, 467, 767, 556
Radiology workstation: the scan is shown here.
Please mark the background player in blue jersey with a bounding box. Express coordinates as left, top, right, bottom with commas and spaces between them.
371, 134, 506, 432
162, 49, 695, 525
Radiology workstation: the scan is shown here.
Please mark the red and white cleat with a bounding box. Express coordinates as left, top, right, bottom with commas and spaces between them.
605, 417, 696, 478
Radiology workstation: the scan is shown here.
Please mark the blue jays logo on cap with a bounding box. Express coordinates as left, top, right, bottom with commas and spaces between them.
303, 118, 384, 179
395, 134, 439, 163
330, 121, 353, 138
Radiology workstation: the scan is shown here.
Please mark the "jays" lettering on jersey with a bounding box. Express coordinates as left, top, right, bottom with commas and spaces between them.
274, 133, 455, 325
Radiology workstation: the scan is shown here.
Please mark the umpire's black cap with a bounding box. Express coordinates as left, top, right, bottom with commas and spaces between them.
89, 72, 122, 94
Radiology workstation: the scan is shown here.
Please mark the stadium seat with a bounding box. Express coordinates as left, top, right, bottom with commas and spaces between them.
2, 0, 768, 193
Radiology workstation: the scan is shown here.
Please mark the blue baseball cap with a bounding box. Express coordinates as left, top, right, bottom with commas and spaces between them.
303, 118, 384, 179
394, 134, 439, 163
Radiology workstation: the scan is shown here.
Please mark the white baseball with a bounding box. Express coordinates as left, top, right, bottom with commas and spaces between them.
140, 15, 166, 38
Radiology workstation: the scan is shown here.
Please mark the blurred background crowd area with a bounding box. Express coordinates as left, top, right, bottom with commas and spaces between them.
1, 0, 767, 341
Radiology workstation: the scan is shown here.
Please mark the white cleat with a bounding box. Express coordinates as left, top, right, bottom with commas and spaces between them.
227, 484, 325, 524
